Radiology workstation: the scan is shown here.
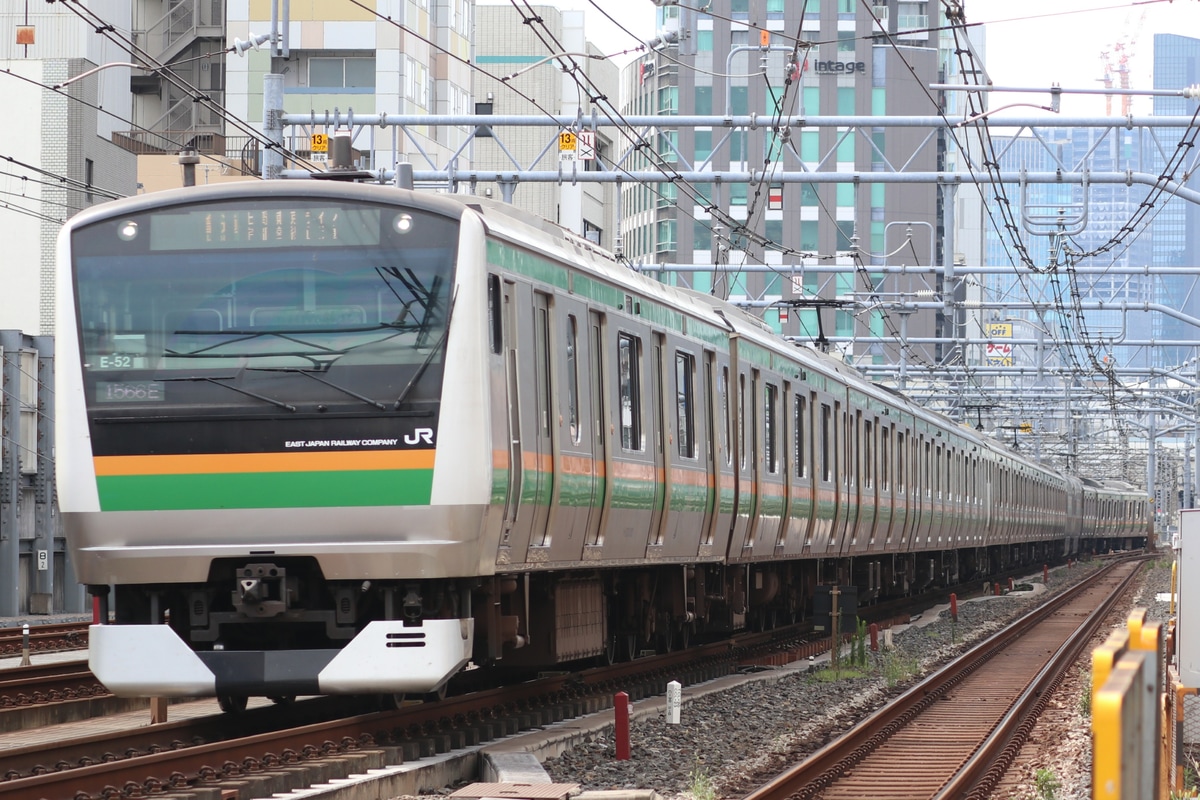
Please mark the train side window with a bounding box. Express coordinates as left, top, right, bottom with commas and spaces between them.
535, 300, 552, 436
488, 274, 502, 354
654, 338, 665, 455
590, 318, 604, 443
675, 351, 695, 458
739, 373, 748, 471
793, 394, 807, 479
566, 315, 580, 444
924, 439, 932, 499
864, 419, 873, 490
880, 425, 889, 491
720, 367, 732, 466
820, 403, 832, 482
618, 332, 642, 450
705, 355, 716, 462
764, 382, 778, 474
896, 431, 905, 493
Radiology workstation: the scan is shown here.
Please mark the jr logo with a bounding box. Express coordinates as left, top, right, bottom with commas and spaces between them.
404, 428, 435, 445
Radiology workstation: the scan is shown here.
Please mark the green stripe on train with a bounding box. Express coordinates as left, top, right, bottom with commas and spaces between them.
96, 470, 434, 511
488, 241, 728, 346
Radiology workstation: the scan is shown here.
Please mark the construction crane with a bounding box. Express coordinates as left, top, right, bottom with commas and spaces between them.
1098, 10, 1146, 116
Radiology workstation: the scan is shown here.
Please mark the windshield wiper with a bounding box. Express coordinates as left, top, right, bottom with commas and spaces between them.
157, 375, 297, 412
165, 324, 411, 367
246, 367, 387, 410
394, 289, 456, 410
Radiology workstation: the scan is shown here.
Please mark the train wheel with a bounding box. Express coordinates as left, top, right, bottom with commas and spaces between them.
268, 695, 295, 705
217, 695, 248, 713
380, 693, 408, 711
601, 630, 618, 665
622, 632, 639, 661
677, 621, 692, 650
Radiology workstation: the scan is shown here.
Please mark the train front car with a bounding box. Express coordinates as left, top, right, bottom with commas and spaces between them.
56, 182, 491, 705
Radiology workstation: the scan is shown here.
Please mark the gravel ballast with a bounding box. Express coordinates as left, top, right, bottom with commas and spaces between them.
532, 558, 1173, 800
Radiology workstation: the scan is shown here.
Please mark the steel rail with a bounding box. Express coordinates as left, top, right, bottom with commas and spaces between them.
740, 558, 1142, 800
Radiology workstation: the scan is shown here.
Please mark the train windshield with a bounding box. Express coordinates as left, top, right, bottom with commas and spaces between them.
70, 197, 459, 416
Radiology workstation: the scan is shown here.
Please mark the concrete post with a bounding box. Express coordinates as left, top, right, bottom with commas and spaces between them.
262, 73, 285, 180
31, 337, 54, 613
0, 330, 21, 616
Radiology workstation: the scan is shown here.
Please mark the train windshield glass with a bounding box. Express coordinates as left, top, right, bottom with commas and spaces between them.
70, 197, 459, 413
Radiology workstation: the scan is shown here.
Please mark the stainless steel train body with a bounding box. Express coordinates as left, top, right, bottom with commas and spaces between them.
55, 181, 1149, 702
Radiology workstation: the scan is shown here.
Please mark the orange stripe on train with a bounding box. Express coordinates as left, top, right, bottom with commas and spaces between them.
94, 449, 435, 476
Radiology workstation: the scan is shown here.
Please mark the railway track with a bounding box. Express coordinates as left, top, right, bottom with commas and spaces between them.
0, 659, 107, 706
742, 558, 1142, 800
0, 621, 89, 657
2, 620, 834, 800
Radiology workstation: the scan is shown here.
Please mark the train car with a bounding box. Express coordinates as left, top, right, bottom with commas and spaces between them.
56, 180, 1149, 707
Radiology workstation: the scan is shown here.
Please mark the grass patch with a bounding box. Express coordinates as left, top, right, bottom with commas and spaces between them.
687, 762, 717, 800
880, 651, 920, 686
811, 666, 870, 682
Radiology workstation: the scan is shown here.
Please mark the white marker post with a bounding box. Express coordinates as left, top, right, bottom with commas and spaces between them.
666, 680, 681, 724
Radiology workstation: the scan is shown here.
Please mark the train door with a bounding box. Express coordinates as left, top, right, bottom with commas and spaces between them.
876, 421, 894, 549
931, 441, 945, 549
811, 392, 838, 556
583, 310, 609, 551
788, 389, 817, 557
837, 404, 864, 556
772, 381, 792, 556
902, 424, 921, 556
829, 397, 854, 556
726, 363, 757, 560
496, 282, 553, 560
700, 351, 718, 551
658, 344, 710, 558
546, 299, 599, 563
852, 412, 878, 555
893, 425, 910, 551
711, 355, 737, 556
524, 291, 556, 558
765, 377, 787, 556
949, 446, 964, 549
605, 320, 656, 560
647, 332, 668, 553
918, 432, 935, 550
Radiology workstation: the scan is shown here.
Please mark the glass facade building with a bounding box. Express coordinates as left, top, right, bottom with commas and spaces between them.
620, 0, 947, 365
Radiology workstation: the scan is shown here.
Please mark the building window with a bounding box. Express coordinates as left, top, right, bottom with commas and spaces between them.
309, 57, 376, 89
405, 56, 428, 106
657, 130, 678, 162
657, 85, 678, 114
655, 219, 677, 252
583, 220, 602, 245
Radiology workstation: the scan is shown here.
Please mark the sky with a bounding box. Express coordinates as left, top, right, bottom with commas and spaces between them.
483, 0, 1200, 118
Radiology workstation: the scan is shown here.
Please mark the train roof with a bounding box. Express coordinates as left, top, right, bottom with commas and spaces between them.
461, 192, 1088, 481
73, 182, 1143, 493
